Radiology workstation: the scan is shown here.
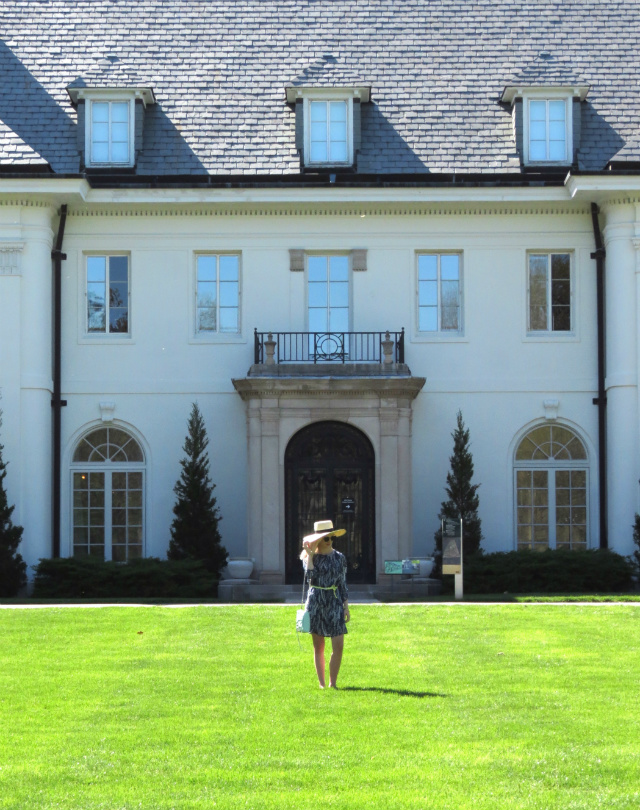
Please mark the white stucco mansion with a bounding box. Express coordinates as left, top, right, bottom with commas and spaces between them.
1, 1, 640, 586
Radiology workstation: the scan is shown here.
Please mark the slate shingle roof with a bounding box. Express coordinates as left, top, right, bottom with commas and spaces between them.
0, 0, 639, 176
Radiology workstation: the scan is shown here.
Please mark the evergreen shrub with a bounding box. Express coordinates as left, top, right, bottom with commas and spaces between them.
32, 557, 218, 599
440, 548, 635, 594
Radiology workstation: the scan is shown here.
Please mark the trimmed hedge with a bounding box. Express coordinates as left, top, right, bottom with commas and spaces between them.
440, 549, 635, 594
32, 556, 219, 599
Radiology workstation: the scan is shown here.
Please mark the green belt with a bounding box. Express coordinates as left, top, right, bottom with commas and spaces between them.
310, 585, 339, 598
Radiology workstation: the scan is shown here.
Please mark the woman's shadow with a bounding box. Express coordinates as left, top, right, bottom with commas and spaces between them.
341, 686, 446, 699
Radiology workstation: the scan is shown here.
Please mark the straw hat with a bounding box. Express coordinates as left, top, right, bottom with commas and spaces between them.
302, 520, 346, 549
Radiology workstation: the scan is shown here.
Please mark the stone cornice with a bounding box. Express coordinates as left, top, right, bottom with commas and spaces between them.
65, 202, 591, 218
232, 374, 426, 401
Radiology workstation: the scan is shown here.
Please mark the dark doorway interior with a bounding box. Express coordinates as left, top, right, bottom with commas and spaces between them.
285, 421, 375, 584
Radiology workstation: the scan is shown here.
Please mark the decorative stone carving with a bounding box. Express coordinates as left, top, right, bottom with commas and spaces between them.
0, 242, 25, 275
289, 248, 305, 272
99, 401, 116, 422
543, 398, 559, 420
352, 248, 368, 271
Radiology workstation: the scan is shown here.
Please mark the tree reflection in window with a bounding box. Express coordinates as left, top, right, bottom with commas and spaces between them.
515, 424, 588, 551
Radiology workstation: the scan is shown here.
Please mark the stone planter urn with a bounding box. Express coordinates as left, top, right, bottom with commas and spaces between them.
225, 558, 255, 579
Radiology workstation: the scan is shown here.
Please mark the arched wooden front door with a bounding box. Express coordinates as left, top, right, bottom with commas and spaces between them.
285, 421, 375, 584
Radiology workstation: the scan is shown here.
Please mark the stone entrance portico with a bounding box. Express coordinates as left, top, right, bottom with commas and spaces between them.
233, 364, 426, 584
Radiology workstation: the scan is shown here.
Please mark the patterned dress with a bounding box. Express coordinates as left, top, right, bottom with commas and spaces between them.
303, 550, 349, 637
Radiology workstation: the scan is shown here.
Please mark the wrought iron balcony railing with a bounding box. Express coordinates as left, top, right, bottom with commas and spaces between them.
254, 329, 405, 365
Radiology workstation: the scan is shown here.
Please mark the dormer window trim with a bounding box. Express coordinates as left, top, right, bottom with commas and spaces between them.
286, 85, 370, 170
67, 86, 155, 169
501, 85, 589, 168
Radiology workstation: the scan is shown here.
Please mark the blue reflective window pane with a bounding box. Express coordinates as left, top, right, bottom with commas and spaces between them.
329, 256, 349, 281
529, 141, 547, 161
219, 255, 239, 281
310, 102, 327, 123
111, 122, 129, 143
549, 140, 566, 161
197, 256, 217, 282
419, 280, 437, 307
308, 282, 327, 308
92, 102, 109, 123
330, 101, 347, 122
91, 142, 109, 163
219, 281, 238, 308
308, 308, 327, 332
92, 122, 109, 143
87, 256, 106, 283
111, 102, 129, 123
111, 142, 129, 163
329, 307, 349, 332
109, 308, 128, 333
418, 255, 437, 280
308, 256, 327, 282
419, 307, 438, 332
330, 281, 349, 308
530, 121, 547, 141
549, 100, 566, 122
330, 141, 348, 162
440, 255, 459, 281
310, 141, 327, 162
219, 308, 238, 332
529, 100, 546, 121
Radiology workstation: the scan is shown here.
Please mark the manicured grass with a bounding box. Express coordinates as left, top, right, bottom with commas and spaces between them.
0, 605, 638, 809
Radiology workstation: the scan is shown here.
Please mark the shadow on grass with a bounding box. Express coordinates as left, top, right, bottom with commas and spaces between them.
342, 686, 446, 699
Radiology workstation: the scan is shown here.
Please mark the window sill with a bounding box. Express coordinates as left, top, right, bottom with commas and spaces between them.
411, 332, 468, 343
189, 333, 246, 345
79, 334, 134, 345
524, 331, 579, 342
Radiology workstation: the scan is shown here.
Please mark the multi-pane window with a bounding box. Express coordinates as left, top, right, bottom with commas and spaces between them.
528, 99, 568, 163
90, 101, 131, 165
308, 255, 349, 333
196, 254, 240, 334
528, 252, 571, 333
86, 255, 129, 334
308, 100, 349, 164
515, 425, 588, 551
417, 253, 462, 333
72, 427, 145, 562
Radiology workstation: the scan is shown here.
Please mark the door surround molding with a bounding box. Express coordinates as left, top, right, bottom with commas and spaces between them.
233, 372, 426, 584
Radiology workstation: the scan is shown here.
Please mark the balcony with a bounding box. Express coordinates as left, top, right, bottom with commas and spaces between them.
254, 329, 405, 366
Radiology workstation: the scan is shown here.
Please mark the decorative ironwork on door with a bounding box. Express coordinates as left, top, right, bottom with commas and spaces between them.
285, 421, 375, 584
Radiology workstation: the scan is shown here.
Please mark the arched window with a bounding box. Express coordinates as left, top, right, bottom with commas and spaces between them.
514, 424, 588, 551
71, 427, 145, 561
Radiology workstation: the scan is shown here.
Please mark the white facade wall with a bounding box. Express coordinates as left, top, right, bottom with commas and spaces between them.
2, 196, 638, 573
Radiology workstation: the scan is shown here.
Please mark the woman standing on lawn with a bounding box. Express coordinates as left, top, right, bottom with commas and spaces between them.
300, 520, 351, 689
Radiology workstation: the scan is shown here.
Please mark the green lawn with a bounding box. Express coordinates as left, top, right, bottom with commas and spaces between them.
0, 605, 638, 810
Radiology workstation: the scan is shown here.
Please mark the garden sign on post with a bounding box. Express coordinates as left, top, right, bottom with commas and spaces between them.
442, 518, 463, 600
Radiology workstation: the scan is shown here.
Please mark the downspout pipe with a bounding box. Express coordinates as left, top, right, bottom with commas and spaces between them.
590, 202, 608, 549
51, 204, 68, 558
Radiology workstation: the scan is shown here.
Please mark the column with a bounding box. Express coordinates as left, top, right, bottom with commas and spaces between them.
603, 202, 639, 556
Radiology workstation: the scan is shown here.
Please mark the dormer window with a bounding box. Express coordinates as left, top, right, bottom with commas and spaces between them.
67, 86, 155, 170
309, 99, 349, 164
501, 85, 589, 167
286, 85, 370, 170
527, 98, 568, 163
89, 100, 131, 165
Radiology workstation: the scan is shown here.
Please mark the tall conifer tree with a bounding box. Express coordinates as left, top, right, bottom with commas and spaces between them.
434, 410, 483, 560
0, 410, 27, 596
168, 403, 228, 575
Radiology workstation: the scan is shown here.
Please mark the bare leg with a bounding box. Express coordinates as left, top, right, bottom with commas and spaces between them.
312, 633, 326, 688
329, 634, 344, 688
